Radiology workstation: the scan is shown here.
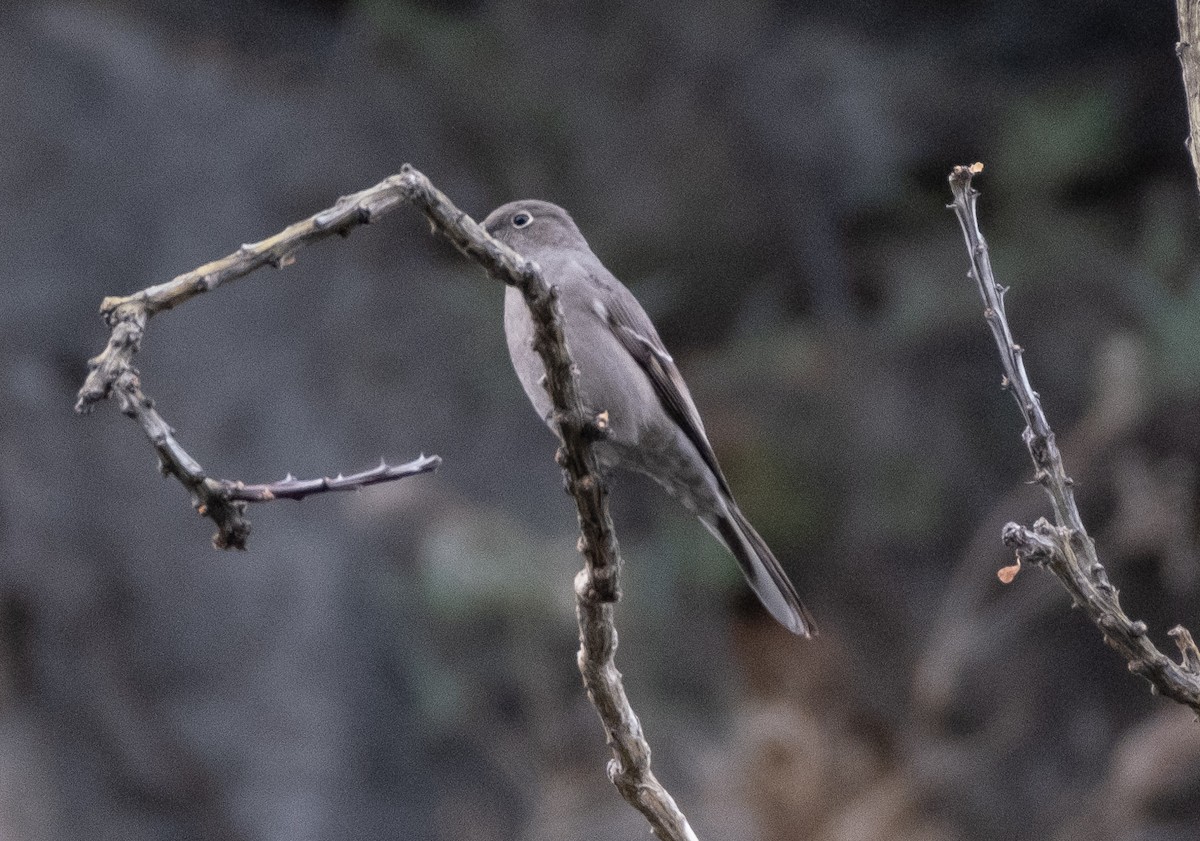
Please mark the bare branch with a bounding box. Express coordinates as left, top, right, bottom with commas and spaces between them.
1177, 0, 1200, 195
77, 175, 412, 412
396, 166, 698, 840
948, 164, 1200, 714
78, 165, 697, 837
392, 168, 622, 600
76, 174, 440, 548
217, 457, 441, 502
112, 365, 437, 549
575, 572, 700, 841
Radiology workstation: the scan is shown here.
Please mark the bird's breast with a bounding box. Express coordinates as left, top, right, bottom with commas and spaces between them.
503, 282, 659, 454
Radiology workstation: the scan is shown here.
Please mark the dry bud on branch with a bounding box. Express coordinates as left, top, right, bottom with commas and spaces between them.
949, 164, 1200, 713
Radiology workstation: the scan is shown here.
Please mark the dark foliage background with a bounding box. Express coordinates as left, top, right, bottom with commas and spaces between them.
2, 1, 1199, 839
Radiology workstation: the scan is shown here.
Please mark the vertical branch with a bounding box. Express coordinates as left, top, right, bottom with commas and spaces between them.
396, 166, 698, 840
1177, 0, 1200, 194
947, 164, 1200, 714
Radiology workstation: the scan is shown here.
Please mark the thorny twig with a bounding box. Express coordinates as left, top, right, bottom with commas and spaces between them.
948, 164, 1200, 713
76, 175, 442, 547
78, 165, 699, 839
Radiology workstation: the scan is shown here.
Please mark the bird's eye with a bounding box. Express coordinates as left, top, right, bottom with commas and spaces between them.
512, 212, 532, 228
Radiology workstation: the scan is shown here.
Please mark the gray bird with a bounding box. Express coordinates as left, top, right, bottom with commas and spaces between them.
484, 199, 815, 637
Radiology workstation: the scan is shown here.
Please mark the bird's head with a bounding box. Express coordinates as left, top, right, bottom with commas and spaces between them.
482, 200, 587, 255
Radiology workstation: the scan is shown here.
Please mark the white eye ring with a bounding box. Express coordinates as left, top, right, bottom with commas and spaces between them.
512, 212, 532, 228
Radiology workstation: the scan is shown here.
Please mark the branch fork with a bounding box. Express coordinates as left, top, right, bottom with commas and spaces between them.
949, 164, 1200, 713
77, 174, 444, 547
79, 165, 698, 839
1001, 519, 1059, 566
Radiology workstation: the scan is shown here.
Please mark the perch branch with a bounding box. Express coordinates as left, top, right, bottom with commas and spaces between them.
395, 165, 698, 840
1177, 1, 1200, 195
948, 164, 1200, 713
76, 174, 441, 547
78, 164, 697, 837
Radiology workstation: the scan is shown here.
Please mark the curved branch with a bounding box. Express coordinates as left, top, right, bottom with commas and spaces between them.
77, 164, 698, 836
948, 164, 1200, 713
77, 175, 412, 412
396, 166, 697, 839
76, 175, 440, 548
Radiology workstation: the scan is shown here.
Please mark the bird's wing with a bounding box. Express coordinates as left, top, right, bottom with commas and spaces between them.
598, 286, 733, 498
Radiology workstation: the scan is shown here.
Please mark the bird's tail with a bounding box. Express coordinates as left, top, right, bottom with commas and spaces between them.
709, 507, 816, 637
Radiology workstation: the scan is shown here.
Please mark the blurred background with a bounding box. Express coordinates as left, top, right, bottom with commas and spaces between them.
3, 1, 1200, 839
